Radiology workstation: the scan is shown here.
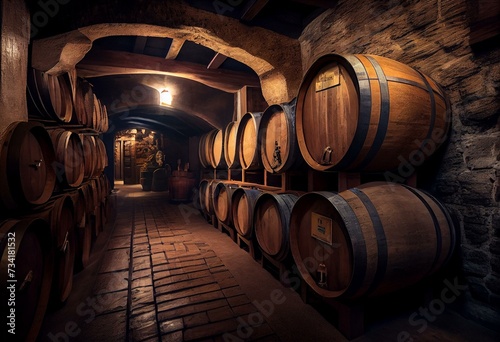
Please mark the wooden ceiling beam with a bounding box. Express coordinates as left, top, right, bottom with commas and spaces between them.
77, 49, 260, 92
207, 52, 227, 70
165, 38, 185, 60
241, 0, 269, 21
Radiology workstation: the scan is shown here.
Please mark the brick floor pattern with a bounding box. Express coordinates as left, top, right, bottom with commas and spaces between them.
80, 193, 279, 342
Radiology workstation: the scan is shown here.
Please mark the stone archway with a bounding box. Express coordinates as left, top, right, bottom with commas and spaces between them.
31, 1, 303, 104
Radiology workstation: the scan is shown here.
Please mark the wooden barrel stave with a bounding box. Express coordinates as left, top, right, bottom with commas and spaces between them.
48, 195, 76, 303
211, 129, 227, 169
231, 187, 262, 238
48, 128, 85, 188
296, 54, 450, 172
213, 181, 239, 225
289, 182, 456, 299
237, 112, 263, 170
224, 121, 240, 169
200, 179, 218, 216
254, 192, 298, 261
259, 99, 303, 173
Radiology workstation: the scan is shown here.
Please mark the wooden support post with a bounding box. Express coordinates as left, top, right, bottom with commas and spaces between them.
237, 234, 256, 259
259, 252, 290, 287
218, 221, 236, 242
338, 172, 361, 192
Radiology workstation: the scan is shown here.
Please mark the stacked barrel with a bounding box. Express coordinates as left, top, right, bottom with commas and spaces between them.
0, 67, 111, 340
198, 54, 456, 307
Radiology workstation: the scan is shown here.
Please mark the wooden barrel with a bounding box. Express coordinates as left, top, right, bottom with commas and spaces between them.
259, 99, 303, 173
213, 181, 239, 225
72, 78, 94, 127
140, 171, 153, 191
198, 133, 210, 168
27, 68, 73, 123
211, 129, 227, 169
290, 182, 456, 299
199, 179, 218, 216
231, 187, 263, 238
0, 218, 53, 342
198, 130, 217, 169
224, 121, 240, 169
69, 187, 92, 270
46, 195, 76, 303
94, 137, 108, 175
296, 54, 450, 172
49, 128, 85, 188
80, 134, 97, 180
0, 121, 56, 210
237, 112, 263, 170
169, 172, 196, 202
254, 193, 298, 261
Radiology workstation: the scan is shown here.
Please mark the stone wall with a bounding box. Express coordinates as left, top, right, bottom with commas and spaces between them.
0, 0, 30, 138
299, 0, 499, 328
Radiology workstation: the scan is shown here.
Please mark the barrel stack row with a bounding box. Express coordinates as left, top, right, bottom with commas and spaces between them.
0, 68, 111, 341
199, 99, 303, 174
27, 68, 109, 133
198, 54, 455, 307
200, 54, 450, 174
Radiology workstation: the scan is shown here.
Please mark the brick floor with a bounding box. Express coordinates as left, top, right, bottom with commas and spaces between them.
38, 185, 500, 342
78, 186, 281, 341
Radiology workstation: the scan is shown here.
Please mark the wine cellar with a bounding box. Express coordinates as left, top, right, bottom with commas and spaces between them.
0, 0, 499, 341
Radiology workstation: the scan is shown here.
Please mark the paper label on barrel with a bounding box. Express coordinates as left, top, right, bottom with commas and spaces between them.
311, 212, 333, 245
315, 65, 340, 92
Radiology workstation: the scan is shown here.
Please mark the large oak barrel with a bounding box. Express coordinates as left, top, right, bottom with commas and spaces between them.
94, 137, 108, 176
211, 129, 227, 169
80, 134, 95, 179
231, 187, 263, 238
72, 78, 94, 127
0, 218, 53, 342
92, 94, 109, 133
69, 186, 92, 270
212, 181, 239, 225
199, 179, 217, 216
199, 130, 217, 169
26, 195, 76, 303
296, 54, 450, 172
290, 182, 456, 299
0, 121, 56, 210
49, 128, 85, 188
198, 133, 210, 168
169, 172, 196, 202
237, 112, 263, 170
254, 192, 298, 261
259, 99, 303, 174
48, 195, 76, 303
224, 121, 240, 169
27, 68, 73, 123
